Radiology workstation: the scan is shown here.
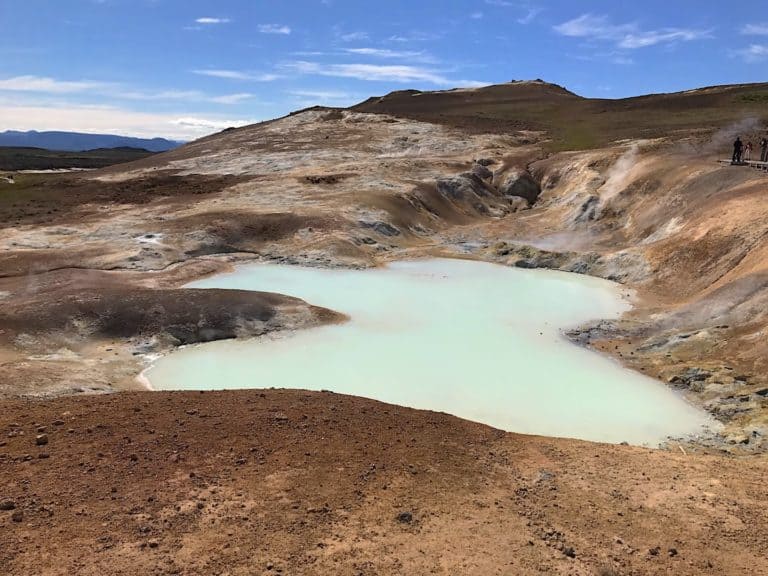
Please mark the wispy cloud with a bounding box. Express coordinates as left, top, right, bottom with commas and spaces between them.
741, 23, 768, 36
193, 69, 279, 81
344, 47, 433, 62
170, 117, 255, 136
736, 44, 768, 62
0, 75, 109, 94
517, 8, 542, 25
387, 30, 443, 43
0, 75, 257, 106
484, 1, 541, 25
258, 24, 291, 35
0, 103, 256, 140
210, 93, 255, 104
195, 17, 231, 24
289, 89, 359, 106
282, 61, 485, 87
338, 31, 369, 42
470, 12, 483, 20
554, 14, 711, 49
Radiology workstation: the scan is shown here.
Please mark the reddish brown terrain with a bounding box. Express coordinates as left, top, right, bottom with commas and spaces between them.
3, 391, 767, 576
1, 81, 768, 574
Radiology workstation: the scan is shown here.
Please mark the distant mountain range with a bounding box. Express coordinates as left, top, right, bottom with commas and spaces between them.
0, 130, 183, 152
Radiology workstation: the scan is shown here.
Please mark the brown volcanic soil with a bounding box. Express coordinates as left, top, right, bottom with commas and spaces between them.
2, 390, 767, 576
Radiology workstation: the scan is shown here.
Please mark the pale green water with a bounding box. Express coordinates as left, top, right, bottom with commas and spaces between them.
146, 258, 716, 445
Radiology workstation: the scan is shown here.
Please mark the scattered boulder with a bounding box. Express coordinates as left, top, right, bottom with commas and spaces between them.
0, 500, 16, 511
359, 221, 401, 237
396, 511, 413, 524
436, 173, 490, 201
35, 434, 48, 446
495, 170, 541, 205
471, 164, 494, 181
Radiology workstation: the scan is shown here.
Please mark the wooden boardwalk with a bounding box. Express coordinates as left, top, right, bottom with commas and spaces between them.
718, 159, 768, 171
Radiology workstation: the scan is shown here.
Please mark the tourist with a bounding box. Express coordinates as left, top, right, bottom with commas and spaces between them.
732, 136, 743, 164
745, 141, 753, 162
760, 137, 768, 162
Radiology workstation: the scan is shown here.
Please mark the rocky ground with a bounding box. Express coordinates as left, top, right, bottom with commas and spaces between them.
2, 391, 767, 576
2, 82, 768, 573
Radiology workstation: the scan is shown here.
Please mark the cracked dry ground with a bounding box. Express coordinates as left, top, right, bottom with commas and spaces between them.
2, 391, 767, 576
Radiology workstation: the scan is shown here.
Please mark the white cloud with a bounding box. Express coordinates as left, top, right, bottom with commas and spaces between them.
0, 103, 256, 140
554, 14, 711, 49
517, 8, 541, 25
554, 14, 635, 40
344, 47, 429, 60
470, 12, 484, 20
741, 23, 768, 36
289, 89, 359, 106
192, 69, 279, 81
339, 31, 369, 42
0, 75, 258, 105
209, 93, 255, 104
619, 29, 708, 49
736, 44, 768, 62
196, 17, 230, 24
290, 89, 355, 100
258, 24, 291, 35
171, 117, 254, 134
484, 1, 541, 24
387, 31, 443, 43
0, 75, 110, 94
283, 61, 485, 87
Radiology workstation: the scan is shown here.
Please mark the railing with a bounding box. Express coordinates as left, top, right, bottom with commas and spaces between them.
718, 159, 768, 171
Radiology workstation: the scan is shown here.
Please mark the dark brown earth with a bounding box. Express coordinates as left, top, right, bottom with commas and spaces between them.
2, 390, 767, 576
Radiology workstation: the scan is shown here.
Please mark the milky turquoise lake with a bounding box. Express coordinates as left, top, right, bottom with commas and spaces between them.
145, 258, 716, 445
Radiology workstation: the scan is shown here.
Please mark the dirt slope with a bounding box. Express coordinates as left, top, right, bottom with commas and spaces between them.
2, 390, 767, 576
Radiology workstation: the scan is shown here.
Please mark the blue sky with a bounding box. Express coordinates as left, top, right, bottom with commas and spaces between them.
1, 0, 767, 139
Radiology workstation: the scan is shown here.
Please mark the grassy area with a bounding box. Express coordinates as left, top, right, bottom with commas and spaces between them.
0, 146, 156, 171
353, 82, 768, 151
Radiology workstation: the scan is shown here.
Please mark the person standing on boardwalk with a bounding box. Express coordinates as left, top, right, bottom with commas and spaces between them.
745, 141, 753, 162
732, 136, 743, 164
760, 137, 768, 162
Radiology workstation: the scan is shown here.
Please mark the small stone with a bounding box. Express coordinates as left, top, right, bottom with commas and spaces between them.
129, 454, 139, 462
396, 511, 413, 524
38, 453, 50, 459
11, 510, 23, 522
35, 434, 48, 446
668, 548, 678, 557
0, 500, 16, 511
147, 539, 159, 549
649, 547, 660, 556
563, 546, 576, 558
